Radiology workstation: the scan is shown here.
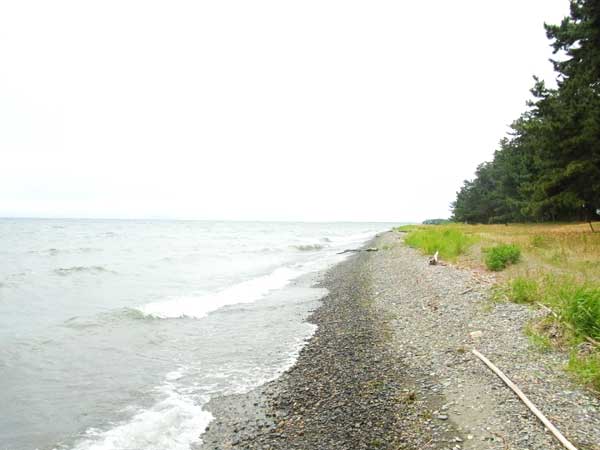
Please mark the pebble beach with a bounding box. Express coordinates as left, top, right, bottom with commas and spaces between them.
200, 231, 600, 450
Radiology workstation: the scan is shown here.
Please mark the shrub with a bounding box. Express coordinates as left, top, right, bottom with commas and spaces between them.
485, 244, 521, 271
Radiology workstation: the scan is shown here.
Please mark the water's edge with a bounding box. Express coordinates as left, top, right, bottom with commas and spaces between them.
197, 235, 380, 448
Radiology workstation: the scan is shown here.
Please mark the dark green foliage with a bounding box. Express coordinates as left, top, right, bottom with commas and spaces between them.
422, 219, 452, 225
484, 244, 521, 271
452, 0, 600, 224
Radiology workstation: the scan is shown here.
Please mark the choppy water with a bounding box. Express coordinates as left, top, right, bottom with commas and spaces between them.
0, 219, 393, 450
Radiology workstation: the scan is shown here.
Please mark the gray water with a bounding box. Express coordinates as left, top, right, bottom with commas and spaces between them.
0, 219, 393, 450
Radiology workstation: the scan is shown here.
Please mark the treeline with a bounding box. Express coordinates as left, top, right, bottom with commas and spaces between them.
452, 0, 600, 224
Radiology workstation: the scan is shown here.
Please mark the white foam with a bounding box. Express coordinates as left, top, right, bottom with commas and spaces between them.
71, 381, 213, 450
136, 267, 300, 319
165, 367, 185, 381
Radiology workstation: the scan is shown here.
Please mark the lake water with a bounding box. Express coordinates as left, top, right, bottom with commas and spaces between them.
0, 219, 394, 450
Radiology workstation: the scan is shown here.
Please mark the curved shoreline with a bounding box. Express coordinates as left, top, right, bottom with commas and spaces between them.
199, 231, 600, 450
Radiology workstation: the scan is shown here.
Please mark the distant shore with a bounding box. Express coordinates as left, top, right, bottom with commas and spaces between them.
199, 231, 600, 450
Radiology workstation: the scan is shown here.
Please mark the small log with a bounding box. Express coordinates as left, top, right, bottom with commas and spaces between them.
428, 250, 439, 265
337, 249, 360, 254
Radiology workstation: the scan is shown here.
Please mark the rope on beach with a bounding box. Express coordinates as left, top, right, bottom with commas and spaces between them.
471, 349, 578, 450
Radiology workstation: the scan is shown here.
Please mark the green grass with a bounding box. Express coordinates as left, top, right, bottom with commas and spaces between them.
525, 322, 552, 352
393, 224, 419, 232
504, 275, 600, 341
400, 222, 600, 395
530, 234, 552, 248
558, 283, 600, 341
484, 244, 521, 271
567, 352, 600, 392
508, 276, 539, 304
403, 226, 475, 261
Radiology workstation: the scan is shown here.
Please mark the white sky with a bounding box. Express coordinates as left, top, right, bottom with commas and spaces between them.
0, 1, 569, 222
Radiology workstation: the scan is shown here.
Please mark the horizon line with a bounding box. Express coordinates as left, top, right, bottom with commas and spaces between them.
0, 215, 417, 224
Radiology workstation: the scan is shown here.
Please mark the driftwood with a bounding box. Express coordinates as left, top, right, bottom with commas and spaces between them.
472, 349, 578, 450
428, 250, 439, 265
337, 249, 360, 254
337, 247, 379, 255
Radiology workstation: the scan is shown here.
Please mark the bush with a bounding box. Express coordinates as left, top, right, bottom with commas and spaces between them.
485, 244, 521, 271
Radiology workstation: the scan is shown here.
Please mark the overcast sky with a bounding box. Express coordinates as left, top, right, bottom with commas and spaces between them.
1, 1, 569, 222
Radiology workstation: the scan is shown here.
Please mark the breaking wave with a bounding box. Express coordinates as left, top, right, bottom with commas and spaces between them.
136, 267, 300, 319
70, 369, 213, 450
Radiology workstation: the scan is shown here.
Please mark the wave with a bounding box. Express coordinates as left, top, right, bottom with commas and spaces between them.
291, 243, 324, 251
79, 247, 102, 253
70, 370, 212, 450
136, 267, 299, 319
54, 266, 114, 276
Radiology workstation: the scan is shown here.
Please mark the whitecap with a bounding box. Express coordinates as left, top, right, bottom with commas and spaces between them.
70, 381, 212, 450
136, 267, 299, 319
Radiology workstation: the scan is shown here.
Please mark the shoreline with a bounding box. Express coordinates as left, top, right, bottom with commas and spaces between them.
199, 231, 600, 450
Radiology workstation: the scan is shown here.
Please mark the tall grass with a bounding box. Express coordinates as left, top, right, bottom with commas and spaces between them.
559, 283, 600, 341
504, 275, 600, 341
404, 226, 475, 261
393, 225, 419, 232
507, 277, 539, 304
500, 274, 600, 391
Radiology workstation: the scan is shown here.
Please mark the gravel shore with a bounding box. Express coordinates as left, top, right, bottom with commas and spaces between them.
199, 231, 600, 450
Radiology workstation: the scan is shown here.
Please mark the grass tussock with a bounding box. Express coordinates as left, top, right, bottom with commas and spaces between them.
502, 275, 600, 340
403, 226, 475, 261
560, 283, 600, 341
484, 244, 521, 271
508, 276, 540, 304
568, 352, 600, 393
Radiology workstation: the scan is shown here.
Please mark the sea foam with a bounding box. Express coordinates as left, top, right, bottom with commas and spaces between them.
71, 372, 212, 450
136, 267, 299, 319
